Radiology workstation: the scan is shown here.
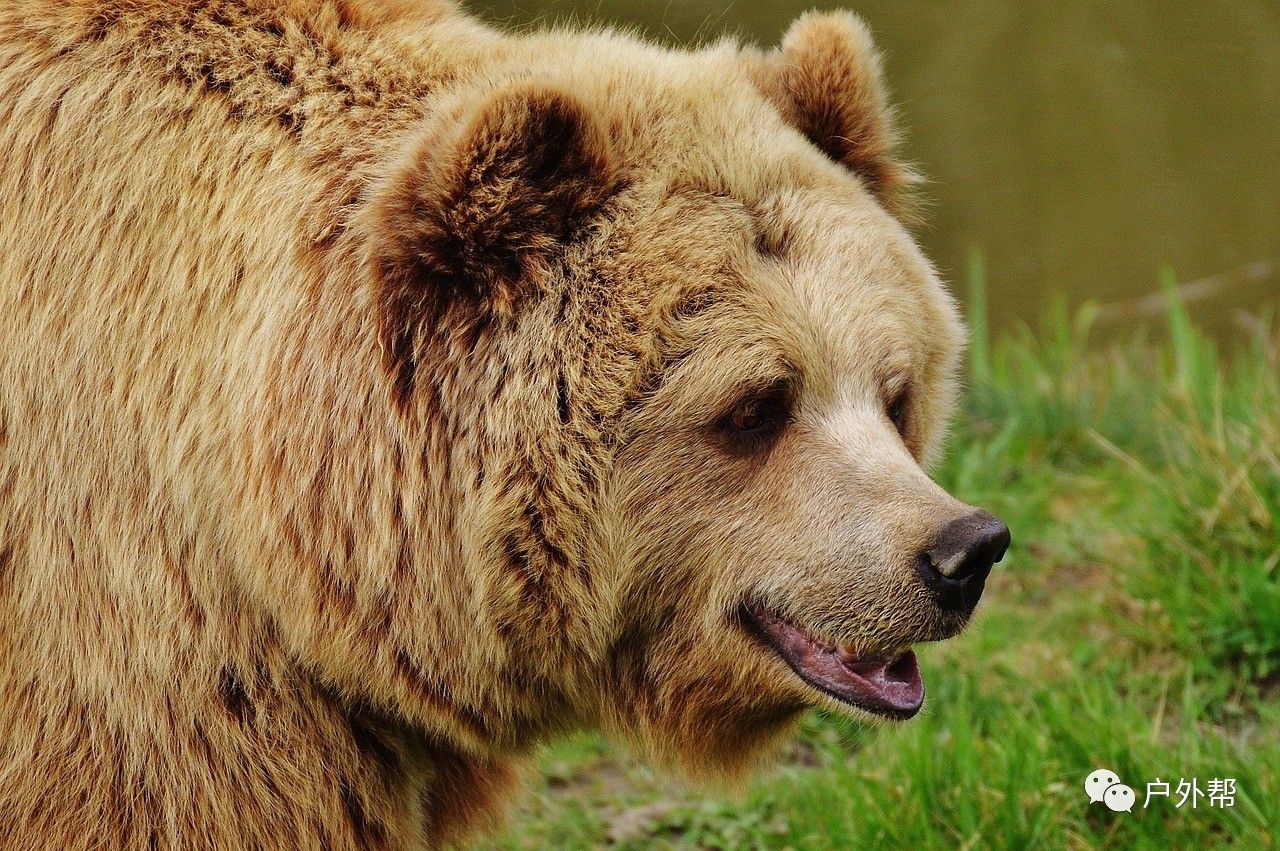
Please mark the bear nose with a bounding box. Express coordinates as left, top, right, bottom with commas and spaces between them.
915, 510, 1011, 612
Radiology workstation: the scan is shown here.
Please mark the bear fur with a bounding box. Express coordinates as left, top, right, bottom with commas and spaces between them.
0, 1, 983, 848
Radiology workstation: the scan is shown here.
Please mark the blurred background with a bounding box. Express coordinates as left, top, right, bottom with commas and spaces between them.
470, 0, 1279, 338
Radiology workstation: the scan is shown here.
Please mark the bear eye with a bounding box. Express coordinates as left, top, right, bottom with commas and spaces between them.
717, 382, 791, 453
886, 384, 912, 437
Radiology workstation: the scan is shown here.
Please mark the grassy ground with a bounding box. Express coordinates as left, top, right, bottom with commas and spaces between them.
484, 272, 1280, 850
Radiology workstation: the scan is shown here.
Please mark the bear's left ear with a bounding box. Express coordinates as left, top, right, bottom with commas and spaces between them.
745, 12, 916, 215
364, 82, 617, 330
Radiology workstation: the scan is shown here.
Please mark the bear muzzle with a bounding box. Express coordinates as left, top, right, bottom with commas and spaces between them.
737, 508, 1010, 720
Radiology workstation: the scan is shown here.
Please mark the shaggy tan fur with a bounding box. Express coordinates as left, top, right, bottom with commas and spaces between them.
0, 1, 980, 848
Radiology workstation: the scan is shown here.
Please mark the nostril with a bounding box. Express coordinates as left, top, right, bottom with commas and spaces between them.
917, 510, 1011, 611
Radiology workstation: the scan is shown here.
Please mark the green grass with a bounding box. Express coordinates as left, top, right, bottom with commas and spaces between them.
483, 271, 1280, 850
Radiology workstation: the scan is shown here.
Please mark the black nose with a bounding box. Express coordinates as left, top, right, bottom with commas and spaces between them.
915, 510, 1011, 612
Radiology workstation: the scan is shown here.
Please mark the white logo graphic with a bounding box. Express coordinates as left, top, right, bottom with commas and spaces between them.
1086, 768, 1237, 814
1085, 768, 1122, 804
1104, 783, 1137, 813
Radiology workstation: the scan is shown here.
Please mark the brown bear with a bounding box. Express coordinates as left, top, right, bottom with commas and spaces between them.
0, 1, 1010, 848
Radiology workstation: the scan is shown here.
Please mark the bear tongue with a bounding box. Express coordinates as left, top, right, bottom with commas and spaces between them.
748, 607, 924, 719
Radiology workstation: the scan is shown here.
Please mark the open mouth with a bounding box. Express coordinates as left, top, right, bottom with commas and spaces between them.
741, 605, 925, 720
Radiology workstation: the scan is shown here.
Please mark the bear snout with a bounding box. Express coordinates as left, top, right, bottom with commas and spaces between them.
913, 509, 1011, 612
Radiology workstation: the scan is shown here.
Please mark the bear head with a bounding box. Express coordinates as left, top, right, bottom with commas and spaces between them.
349, 10, 1009, 776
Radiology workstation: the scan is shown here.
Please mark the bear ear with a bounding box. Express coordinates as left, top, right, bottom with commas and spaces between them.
746, 12, 916, 215
365, 82, 616, 336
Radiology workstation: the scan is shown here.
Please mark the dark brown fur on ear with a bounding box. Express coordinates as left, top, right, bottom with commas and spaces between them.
747, 12, 916, 216
364, 83, 616, 401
